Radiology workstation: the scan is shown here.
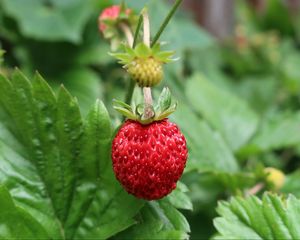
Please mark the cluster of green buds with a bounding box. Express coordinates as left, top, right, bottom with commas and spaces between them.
98, 1, 182, 124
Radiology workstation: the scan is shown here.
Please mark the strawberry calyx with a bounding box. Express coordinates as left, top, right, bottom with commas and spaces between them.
113, 87, 177, 125
110, 43, 175, 87
111, 42, 175, 65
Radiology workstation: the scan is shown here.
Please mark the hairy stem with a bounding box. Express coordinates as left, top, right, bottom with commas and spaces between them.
246, 183, 264, 196
142, 9, 151, 47
119, 22, 135, 108
143, 87, 154, 119
142, 9, 154, 119
119, 22, 134, 47
133, 15, 143, 48
124, 14, 143, 106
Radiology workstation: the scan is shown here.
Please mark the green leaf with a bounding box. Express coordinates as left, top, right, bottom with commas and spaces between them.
74, 188, 144, 239
0, 0, 93, 43
53, 68, 103, 116
186, 74, 259, 151
281, 53, 300, 94
214, 193, 300, 240
282, 171, 300, 198
233, 76, 278, 114
250, 112, 300, 152
165, 182, 193, 211
213, 172, 256, 192
0, 70, 143, 239
171, 102, 239, 173
115, 200, 190, 240
0, 185, 48, 239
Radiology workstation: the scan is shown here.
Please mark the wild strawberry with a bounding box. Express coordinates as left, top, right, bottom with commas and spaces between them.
127, 57, 163, 87
264, 167, 285, 191
112, 119, 188, 200
112, 43, 175, 87
98, 5, 131, 33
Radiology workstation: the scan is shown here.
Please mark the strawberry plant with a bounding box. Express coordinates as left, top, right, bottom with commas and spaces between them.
1, 0, 300, 239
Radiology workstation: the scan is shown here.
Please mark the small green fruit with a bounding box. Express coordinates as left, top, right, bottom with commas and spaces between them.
264, 167, 285, 190
127, 57, 163, 87
111, 43, 175, 87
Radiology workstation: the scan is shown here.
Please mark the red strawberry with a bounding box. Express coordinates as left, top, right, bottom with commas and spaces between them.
112, 119, 188, 200
98, 5, 131, 33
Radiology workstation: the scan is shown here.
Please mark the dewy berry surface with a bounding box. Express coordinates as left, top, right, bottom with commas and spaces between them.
112, 119, 188, 200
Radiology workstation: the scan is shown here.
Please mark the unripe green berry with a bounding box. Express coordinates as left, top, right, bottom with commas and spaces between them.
264, 167, 285, 191
126, 57, 163, 87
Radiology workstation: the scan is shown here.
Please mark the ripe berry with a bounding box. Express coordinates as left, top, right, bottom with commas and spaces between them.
126, 57, 163, 87
98, 5, 131, 33
112, 119, 188, 200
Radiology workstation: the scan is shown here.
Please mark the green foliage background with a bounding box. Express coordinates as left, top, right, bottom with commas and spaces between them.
1, 0, 300, 239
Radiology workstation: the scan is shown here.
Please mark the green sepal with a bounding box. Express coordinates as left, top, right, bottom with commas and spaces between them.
112, 99, 137, 120
155, 102, 177, 121
113, 99, 132, 110
113, 106, 138, 120
135, 103, 145, 117
110, 42, 176, 66
113, 87, 177, 124
155, 87, 172, 114
135, 43, 152, 58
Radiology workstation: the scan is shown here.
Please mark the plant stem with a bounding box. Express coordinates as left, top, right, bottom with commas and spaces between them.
143, 87, 154, 119
151, 0, 183, 47
133, 15, 143, 48
119, 22, 134, 47
246, 183, 264, 196
123, 15, 143, 107
119, 22, 135, 107
124, 78, 135, 105
142, 9, 151, 47
142, 9, 154, 119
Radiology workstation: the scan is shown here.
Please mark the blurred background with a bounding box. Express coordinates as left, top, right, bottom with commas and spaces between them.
1, 0, 300, 239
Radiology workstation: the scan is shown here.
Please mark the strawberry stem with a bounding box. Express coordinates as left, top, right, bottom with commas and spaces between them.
119, 22, 134, 47
142, 8, 154, 119
143, 87, 154, 119
124, 14, 143, 106
151, 0, 183, 47
142, 8, 151, 47
120, 22, 135, 106
124, 77, 135, 105
133, 14, 143, 48
246, 182, 265, 196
